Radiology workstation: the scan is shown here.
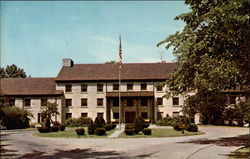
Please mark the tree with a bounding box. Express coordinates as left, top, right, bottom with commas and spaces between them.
0, 64, 27, 78
41, 102, 60, 125
157, 0, 249, 96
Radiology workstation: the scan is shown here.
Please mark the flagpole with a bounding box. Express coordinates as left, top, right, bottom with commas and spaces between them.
119, 35, 122, 131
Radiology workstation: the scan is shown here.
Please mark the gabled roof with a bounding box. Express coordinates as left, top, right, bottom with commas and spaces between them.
56, 63, 176, 81
0, 78, 63, 96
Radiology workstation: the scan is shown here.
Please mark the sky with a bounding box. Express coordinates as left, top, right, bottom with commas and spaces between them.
0, 1, 190, 77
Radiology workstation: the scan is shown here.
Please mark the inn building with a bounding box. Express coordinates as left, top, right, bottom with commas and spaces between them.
0, 59, 193, 124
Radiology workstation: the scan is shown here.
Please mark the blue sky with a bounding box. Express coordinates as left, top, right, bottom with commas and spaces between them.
1, 1, 189, 77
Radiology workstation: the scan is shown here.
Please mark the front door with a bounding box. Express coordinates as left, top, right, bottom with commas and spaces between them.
125, 112, 136, 123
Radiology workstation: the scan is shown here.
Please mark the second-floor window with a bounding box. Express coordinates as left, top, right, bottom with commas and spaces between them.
41, 98, 47, 106
127, 84, 133, 90
157, 98, 163, 106
66, 99, 72, 107
24, 99, 31, 107
173, 97, 179, 106
97, 98, 103, 106
141, 84, 147, 90
97, 84, 103, 92
113, 84, 119, 91
65, 84, 72, 92
81, 98, 88, 107
81, 84, 88, 92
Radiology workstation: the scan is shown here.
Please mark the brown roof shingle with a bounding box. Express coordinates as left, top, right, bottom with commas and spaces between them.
56, 63, 176, 81
0, 78, 63, 96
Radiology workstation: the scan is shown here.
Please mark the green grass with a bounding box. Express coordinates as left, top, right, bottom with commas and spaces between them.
34, 128, 117, 138
228, 146, 250, 159
119, 128, 204, 138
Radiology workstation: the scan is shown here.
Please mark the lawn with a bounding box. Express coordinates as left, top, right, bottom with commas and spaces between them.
228, 146, 250, 159
34, 128, 117, 138
119, 128, 204, 138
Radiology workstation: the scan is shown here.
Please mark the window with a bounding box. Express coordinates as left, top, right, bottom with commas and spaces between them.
173, 112, 179, 117
173, 97, 179, 106
230, 96, 236, 105
97, 98, 103, 106
37, 113, 41, 123
81, 84, 88, 92
127, 99, 134, 106
156, 85, 163, 91
113, 112, 119, 119
97, 84, 103, 92
141, 99, 148, 107
157, 112, 163, 120
113, 98, 119, 107
141, 84, 147, 90
66, 113, 72, 120
9, 99, 15, 106
127, 84, 133, 90
81, 98, 87, 107
81, 113, 88, 117
157, 98, 163, 105
113, 84, 119, 91
24, 99, 31, 107
141, 112, 148, 119
97, 112, 104, 117
41, 98, 47, 106
66, 99, 72, 107
65, 84, 72, 92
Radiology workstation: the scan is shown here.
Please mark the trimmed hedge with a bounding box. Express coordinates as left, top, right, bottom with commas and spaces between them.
133, 116, 145, 134
75, 128, 85, 136
142, 128, 152, 135
111, 124, 117, 129
87, 123, 96, 135
186, 124, 198, 132
65, 117, 93, 127
94, 116, 106, 128
59, 124, 66, 131
104, 124, 113, 131
51, 126, 59, 132
95, 128, 106, 136
124, 124, 135, 135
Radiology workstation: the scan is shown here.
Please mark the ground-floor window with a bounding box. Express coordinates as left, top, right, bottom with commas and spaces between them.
66, 113, 72, 120
81, 113, 88, 117
141, 112, 148, 119
113, 112, 119, 119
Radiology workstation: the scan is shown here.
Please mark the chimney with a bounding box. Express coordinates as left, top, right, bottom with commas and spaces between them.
63, 59, 74, 67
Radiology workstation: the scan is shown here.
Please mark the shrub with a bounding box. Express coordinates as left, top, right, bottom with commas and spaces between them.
133, 116, 145, 134
186, 124, 198, 132
44, 118, 51, 128
104, 124, 113, 131
88, 123, 96, 135
125, 124, 134, 129
111, 124, 117, 129
50, 126, 59, 132
95, 128, 106, 136
59, 124, 66, 131
1, 106, 33, 129
144, 124, 150, 129
37, 127, 50, 133
172, 123, 182, 131
65, 117, 93, 127
94, 116, 106, 128
124, 129, 134, 135
142, 128, 152, 135
156, 117, 173, 126
53, 121, 60, 127
75, 128, 85, 136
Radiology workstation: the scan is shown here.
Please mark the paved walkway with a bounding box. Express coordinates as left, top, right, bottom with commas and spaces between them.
108, 124, 125, 138
1, 126, 248, 159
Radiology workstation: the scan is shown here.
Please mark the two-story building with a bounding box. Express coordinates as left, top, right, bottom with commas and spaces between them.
0, 59, 189, 124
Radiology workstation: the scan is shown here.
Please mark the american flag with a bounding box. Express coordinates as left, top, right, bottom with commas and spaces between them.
119, 35, 122, 67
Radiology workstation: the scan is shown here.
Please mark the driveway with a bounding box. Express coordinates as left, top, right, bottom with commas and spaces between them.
0, 126, 249, 159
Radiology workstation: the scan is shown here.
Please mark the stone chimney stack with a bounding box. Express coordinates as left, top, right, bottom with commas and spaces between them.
63, 59, 74, 67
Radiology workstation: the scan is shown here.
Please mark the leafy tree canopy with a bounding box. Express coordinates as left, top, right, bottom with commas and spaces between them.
158, 0, 249, 96
0, 64, 27, 78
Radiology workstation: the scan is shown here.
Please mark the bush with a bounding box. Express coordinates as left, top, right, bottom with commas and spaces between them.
133, 116, 145, 134
1, 106, 33, 129
173, 123, 182, 131
51, 126, 59, 132
88, 123, 96, 135
124, 124, 134, 135
144, 124, 150, 129
94, 116, 106, 128
59, 124, 66, 131
53, 121, 60, 127
156, 116, 173, 126
142, 128, 152, 135
44, 118, 51, 128
111, 124, 117, 129
95, 128, 106, 136
186, 124, 198, 132
75, 128, 85, 136
37, 127, 50, 133
65, 117, 93, 127
104, 124, 113, 131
